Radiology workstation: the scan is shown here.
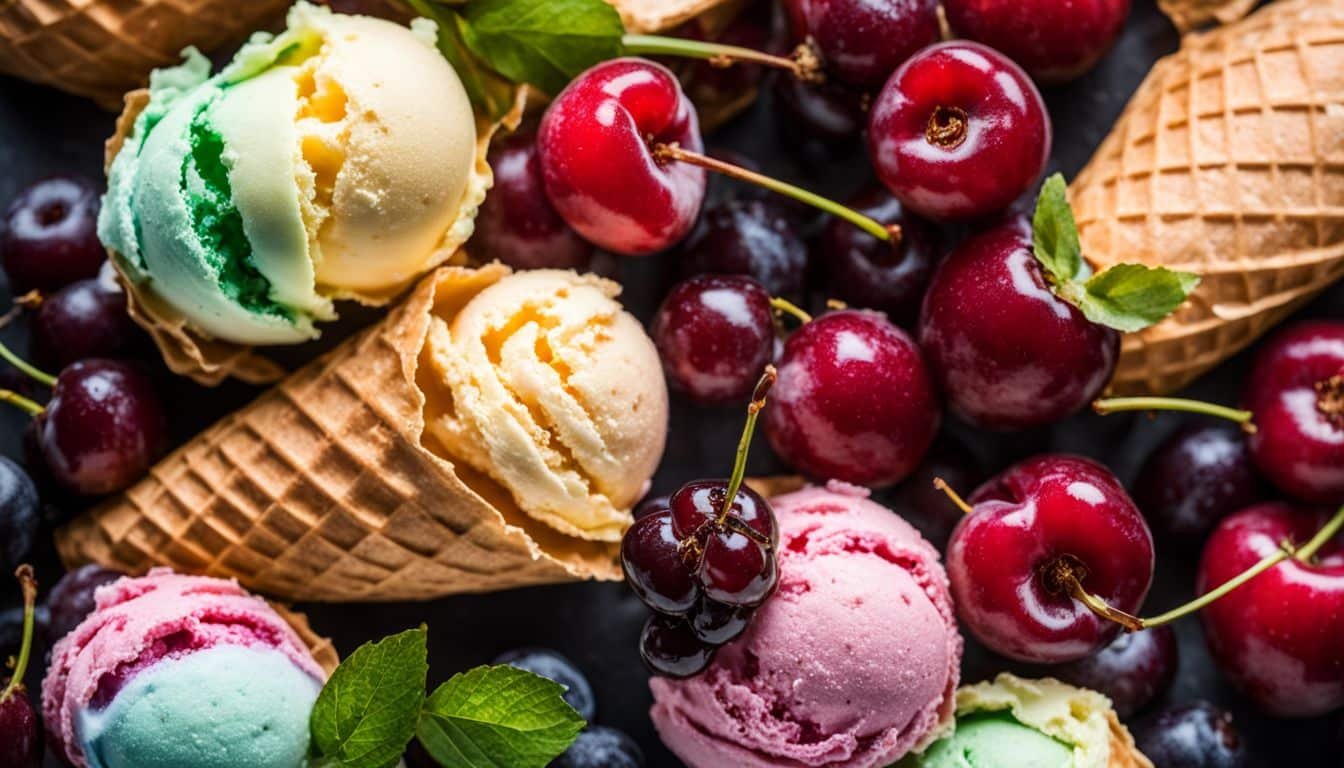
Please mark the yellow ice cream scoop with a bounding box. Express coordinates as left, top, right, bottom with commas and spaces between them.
99, 1, 482, 345
422, 269, 669, 542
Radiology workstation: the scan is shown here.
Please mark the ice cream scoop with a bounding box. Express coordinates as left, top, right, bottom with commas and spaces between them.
99, 1, 482, 345
898, 674, 1154, 768
650, 481, 962, 768
42, 569, 328, 768
422, 269, 668, 542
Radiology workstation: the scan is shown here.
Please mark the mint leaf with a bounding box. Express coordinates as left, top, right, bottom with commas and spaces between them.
459, 0, 625, 96
1071, 263, 1202, 332
310, 627, 429, 768
407, 0, 518, 120
416, 665, 585, 768
1032, 172, 1083, 285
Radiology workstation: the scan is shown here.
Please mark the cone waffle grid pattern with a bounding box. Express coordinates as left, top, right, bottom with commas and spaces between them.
0, 0, 290, 106
1072, 0, 1344, 394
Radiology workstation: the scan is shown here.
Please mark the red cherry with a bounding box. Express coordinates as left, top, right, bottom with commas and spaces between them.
640, 614, 716, 678
30, 277, 138, 369
652, 275, 775, 404
782, 0, 940, 88
1198, 502, 1344, 717
669, 481, 775, 545
1134, 424, 1262, 543
1, 176, 105, 294
765, 310, 940, 486
699, 528, 776, 607
946, 454, 1155, 663
868, 42, 1051, 222
942, 0, 1131, 84
1242, 321, 1344, 505
538, 58, 706, 256
919, 218, 1119, 430
621, 510, 701, 616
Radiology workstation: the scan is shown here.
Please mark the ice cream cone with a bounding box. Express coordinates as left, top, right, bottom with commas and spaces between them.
271, 603, 340, 674
609, 0, 738, 33
1157, 0, 1257, 32
1070, 0, 1344, 396
56, 264, 624, 602
0, 0, 291, 108
1106, 710, 1154, 768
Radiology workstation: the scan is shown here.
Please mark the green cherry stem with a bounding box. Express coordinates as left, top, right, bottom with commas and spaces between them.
622, 34, 823, 82
1, 565, 37, 702
1092, 396, 1257, 434
651, 142, 901, 243
1296, 504, 1344, 564
0, 340, 55, 388
717, 365, 777, 526
933, 477, 974, 515
770, 297, 813, 325
0, 389, 44, 417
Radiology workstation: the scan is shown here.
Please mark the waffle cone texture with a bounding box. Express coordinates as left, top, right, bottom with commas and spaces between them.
0, 0, 290, 108
56, 264, 623, 602
1071, 0, 1344, 395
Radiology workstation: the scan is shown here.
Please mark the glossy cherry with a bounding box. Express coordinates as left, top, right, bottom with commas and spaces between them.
44, 564, 121, 644
640, 614, 717, 678
653, 275, 775, 404
868, 42, 1051, 222
675, 199, 808, 299
1243, 321, 1344, 505
765, 309, 939, 487
0, 566, 41, 768
817, 186, 940, 325
1134, 424, 1261, 543
30, 277, 137, 369
782, 0, 940, 88
538, 58, 706, 256
472, 130, 594, 270
1133, 702, 1248, 768
1, 176, 104, 294
919, 218, 1119, 430
1053, 625, 1178, 718
942, 0, 1131, 84
1197, 502, 1344, 717
622, 509, 701, 616
946, 454, 1155, 663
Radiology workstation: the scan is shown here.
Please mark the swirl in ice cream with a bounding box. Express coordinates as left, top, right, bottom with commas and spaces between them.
99, 1, 483, 345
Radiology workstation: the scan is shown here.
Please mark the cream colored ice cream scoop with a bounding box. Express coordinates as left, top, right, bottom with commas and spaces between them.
423, 270, 669, 542
99, 1, 481, 345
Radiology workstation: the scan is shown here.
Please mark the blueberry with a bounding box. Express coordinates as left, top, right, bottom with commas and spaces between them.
549, 726, 643, 768
492, 647, 596, 722
1133, 702, 1247, 768
0, 457, 39, 572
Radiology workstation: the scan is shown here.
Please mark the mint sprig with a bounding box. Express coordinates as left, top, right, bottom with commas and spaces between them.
417, 665, 586, 768
310, 627, 429, 768
1033, 173, 1200, 332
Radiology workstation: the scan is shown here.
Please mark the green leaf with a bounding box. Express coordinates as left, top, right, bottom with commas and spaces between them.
406, 0, 518, 120
310, 627, 429, 768
1070, 263, 1202, 333
459, 0, 625, 96
1032, 172, 1083, 285
416, 665, 586, 768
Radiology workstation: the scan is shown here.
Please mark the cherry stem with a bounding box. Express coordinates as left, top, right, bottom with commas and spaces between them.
932, 477, 973, 515
651, 143, 900, 243
1092, 396, 1257, 434
717, 365, 777, 526
0, 389, 44, 417
1, 565, 37, 702
770, 297, 812, 325
0, 339, 55, 388
1296, 504, 1344, 564
621, 35, 824, 83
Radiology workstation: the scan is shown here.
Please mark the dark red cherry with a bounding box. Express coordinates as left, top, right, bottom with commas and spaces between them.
688, 598, 752, 645
868, 42, 1051, 222
1134, 424, 1262, 543
652, 275, 775, 404
472, 130, 594, 271
30, 277, 137, 369
699, 529, 776, 607
676, 0, 784, 123
633, 495, 671, 521
817, 186, 940, 326
621, 510, 700, 616
942, 0, 1131, 84
919, 218, 1119, 430
1132, 702, 1247, 768
669, 481, 775, 545
675, 199, 808, 299
0, 567, 41, 768
640, 614, 716, 678
1053, 626, 1178, 719
782, 0, 940, 88
44, 564, 121, 643
1, 176, 104, 294
893, 434, 985, 548
773, 75, 867, 144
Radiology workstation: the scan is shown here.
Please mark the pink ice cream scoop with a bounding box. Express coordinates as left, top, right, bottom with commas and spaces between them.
650, 481, 962, 768
43, 568, 327, 768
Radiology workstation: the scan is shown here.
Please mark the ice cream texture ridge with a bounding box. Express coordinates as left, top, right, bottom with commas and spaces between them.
650, 481, 962, 768
42, 569, 327, 768
98, 1, 482, 345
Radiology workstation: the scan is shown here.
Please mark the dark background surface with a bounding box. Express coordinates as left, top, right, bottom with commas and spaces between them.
1, 1, 1340, 766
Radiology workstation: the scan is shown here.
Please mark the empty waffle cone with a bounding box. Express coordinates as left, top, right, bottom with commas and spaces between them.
0, 0, 291, 108
56, 264, 626, 602
1070, 0, 1344, 396
1158, 0, 1257, 32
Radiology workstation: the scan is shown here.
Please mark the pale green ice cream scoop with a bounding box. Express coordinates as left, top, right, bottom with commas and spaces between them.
78, 645, 322, 768
898, 712, 1075, 768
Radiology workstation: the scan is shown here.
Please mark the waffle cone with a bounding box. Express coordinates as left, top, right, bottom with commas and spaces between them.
0, 0, 290, 108
1106, 710, 1154, 768
1070, 0, 1344, 396
271, 602, 340, 674
56, 264, 623, 602
1158, 0, 1257, 32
